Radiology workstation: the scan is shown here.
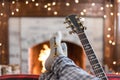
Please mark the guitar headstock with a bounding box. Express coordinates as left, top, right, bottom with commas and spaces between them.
64, 14, 86, 34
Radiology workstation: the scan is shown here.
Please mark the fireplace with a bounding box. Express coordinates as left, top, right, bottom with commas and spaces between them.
28, 41, 85, 74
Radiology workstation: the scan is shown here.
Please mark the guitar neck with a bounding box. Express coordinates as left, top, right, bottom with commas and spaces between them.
77, 32, 108, 80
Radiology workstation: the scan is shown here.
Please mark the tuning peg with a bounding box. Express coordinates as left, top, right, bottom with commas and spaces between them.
69, 30, 75, 34
84, 26, 87, 30
75, 15, 80, 19
64, 20, 68, 24
64, 18, 70, 24
66, 25, 71, 28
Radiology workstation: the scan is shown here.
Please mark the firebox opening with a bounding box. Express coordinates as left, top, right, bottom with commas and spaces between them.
28, 41, 85, 75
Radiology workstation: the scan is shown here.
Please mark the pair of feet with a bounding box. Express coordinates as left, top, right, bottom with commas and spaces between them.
45, 31, 68, 71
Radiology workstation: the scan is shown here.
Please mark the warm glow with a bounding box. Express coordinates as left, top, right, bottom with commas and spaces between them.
108, 27, 111, 31
112, 42, 115, 45
0, 13, 3, 16
91, 3, 95, 6
35, 3, 39, 6
100, 7, 104, 10
110, 12, 114, 16
113, 61, 116, 65
107, 34, 110, 38
66, 2, 70, 6
47, 3, 51, 6
16, 8, 19, 12
12, 1, 15, 4
110, 4, 113, 7
106, 4, 109, 8
48, 7, 51, 11
2, 2, 4, 6
104, 15, 107, 18
75, 0, 79, 3
118, 0, 120, 3
54, 11, 58, 15
83, 9, 86, 12
117, 12, 120, 16
44, 5, 47, 8
32, 0, 35, 2
26, 1, 29, 4
80, 12, 84, 15
109, 40, 112, 44
52, 2, 56, 6
0, 43, 2, 46
38, 44, 50, 73
11, 12, 15, 15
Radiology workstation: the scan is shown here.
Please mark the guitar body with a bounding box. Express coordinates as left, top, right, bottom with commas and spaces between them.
65, 14, 109, 80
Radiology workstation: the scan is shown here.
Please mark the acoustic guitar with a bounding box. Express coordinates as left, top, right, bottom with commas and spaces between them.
64, 14, 108, 80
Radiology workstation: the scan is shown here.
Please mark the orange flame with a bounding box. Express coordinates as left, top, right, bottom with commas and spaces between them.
38, 44, 50, 73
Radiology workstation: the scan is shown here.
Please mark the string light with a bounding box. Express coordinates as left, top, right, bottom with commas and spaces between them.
112, 42, 115, 45
16, 8, 19, 12
80, 12, 84, 15
108, 27, 111, 31
35, 3, 39, 6
0, 13, 3, 16
66, 2, 70, 6
110, 4, 113, 7
0, 43, 2, 46
107, 34, 110, 38
75, 0, 79, 3
54, 11, 58, 15
113, 61, 116, 65
11, 12, 15, 15
47, 3, 51, 6
91, 3, 95, 6
117, 0, 120, 3
52, 2, 56, 6
109, 40, 112, 44
47, 7, 51, 11
32, 0, 35, 2
25, 1, 29, 4
104, 15, 107, 18
106, 4, 109, 8
117, 12, 120, 16
2, 2, 4, 6
83, 9, 86, 13
110, 12, 114, 16
12, 1, 15, 4
44, 5, 47, 8
100, 7, 104, 10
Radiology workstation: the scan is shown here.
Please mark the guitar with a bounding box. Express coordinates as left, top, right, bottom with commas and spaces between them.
64, 14, 108, 80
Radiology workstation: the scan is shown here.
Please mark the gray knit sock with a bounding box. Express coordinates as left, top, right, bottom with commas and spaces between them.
45, 31, 67, 71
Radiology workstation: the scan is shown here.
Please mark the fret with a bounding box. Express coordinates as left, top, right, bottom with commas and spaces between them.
78, 33, 86, 39
88, 54, 97, 60
94, 68, 104, 75
92, 64, 101, 70
96, 72, 108, 80
80, 38, 89, 45
96, 72, 105, 77
89, 58, 99, 65
85, 49, 94, 56
83, 43, 92, 50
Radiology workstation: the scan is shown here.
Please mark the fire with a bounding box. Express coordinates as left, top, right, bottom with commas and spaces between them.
38, 44, 50, 73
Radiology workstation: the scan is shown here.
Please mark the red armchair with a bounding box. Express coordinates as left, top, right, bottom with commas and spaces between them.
0, 74, 120, 80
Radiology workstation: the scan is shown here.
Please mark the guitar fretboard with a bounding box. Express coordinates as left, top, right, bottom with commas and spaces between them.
78, 32, 108, 80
